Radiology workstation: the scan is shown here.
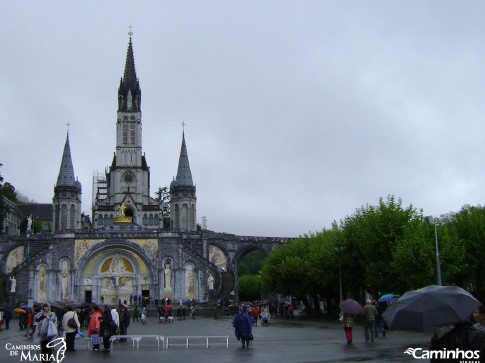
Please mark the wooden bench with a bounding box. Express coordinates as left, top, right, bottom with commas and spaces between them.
165, 336, 229, 349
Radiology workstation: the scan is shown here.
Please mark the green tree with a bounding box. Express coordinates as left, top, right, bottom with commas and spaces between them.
155, 186, 170, 229
341, 195, 422, 297
446, 205, 485, 290
238, 250, 266, 276
238, 274, 262, 301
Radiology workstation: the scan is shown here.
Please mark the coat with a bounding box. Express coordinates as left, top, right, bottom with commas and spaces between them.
88, 311, 102, 337
232, 313, 255, 340
62, 311, 80, 334
99, 309, 114, 337
33, 310, 57, 343
342, 313, 354, 328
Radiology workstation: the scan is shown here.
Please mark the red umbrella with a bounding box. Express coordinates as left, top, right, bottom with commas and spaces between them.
339, 299, 363, 315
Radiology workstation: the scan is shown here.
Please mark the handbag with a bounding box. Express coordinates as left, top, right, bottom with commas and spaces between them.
67, 316, 78, 329
91, 334, 103, 345
47, 320, 58, 338
339, 313, 344, 322
248, 333, 254, 341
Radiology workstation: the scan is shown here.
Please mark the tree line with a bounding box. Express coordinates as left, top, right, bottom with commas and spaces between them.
260, 195, 485, 315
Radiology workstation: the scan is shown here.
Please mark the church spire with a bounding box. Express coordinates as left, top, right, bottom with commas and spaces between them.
56, 133, 76, 187
118, 34, 141, 112
172, 131, 194, 187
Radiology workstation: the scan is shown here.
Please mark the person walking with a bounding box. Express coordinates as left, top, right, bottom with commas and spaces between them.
88, 305, 102, 351
133, 306, 140, 322
4, 308, 12, 330
118, 305, 130, 341
33, 303, 58, 361
24, 310, 35, 337
232, 307, 255, 349
375, 302, 386, 337
62, 305, 80, 351
110, 306, 119, 334
251, 306, 261, 327
141, 307, 147, 325
341, 312, 354, 344
362, 299, 378, 342
473, 305, 485, 332
99, 305, 114, 352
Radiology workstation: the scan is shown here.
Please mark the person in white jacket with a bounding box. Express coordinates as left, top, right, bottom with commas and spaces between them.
111, 307, 120, 336
61, 306, 80, 351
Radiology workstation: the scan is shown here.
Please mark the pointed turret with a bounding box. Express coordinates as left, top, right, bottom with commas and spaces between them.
170, 131, 197, 231
171, 132, 194, 187
118, 35, 141, 112
53, 132, 82, 232
56, 134, 76, 187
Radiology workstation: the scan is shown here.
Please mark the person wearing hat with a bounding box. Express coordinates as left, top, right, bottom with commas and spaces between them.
33, 303, 58, 359
232, 307, 255, 349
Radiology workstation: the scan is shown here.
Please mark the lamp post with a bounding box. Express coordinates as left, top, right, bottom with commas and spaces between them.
425, 216, 442, 286
334, 245, 343, 303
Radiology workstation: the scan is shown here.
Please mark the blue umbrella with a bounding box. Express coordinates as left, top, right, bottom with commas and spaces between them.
378, 294, 398, 304
19, 306, 32, 310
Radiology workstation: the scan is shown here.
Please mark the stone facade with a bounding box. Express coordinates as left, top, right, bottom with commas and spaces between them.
0, 35, 293, 305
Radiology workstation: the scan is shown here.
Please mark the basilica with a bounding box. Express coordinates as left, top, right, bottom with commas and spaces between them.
0, 36, 289, 306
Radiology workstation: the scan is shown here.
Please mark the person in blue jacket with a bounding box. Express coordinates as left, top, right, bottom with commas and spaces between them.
232, 307, 255, 349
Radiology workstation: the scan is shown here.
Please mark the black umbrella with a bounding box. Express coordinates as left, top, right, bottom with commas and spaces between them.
382, 285, 482, 332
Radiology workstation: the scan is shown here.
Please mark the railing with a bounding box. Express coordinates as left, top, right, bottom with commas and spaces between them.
11, 244, 52, 275
178, 245, 219, 273
165, 336, 229, 349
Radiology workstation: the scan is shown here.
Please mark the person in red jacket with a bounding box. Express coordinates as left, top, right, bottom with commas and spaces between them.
251, 306, 261, 327
88, 305, 103, 351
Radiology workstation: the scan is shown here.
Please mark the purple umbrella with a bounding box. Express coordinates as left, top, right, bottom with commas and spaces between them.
339, 299, 363, 315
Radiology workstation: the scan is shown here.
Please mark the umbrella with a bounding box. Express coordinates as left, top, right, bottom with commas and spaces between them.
19, 306, 32, 310
378, 294, 399, 304
339, 299, 363, 315
14, 308, 26, 313
382, 285, 482, 332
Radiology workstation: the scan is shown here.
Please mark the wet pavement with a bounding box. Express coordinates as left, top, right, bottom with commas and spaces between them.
0, 315, 431, 362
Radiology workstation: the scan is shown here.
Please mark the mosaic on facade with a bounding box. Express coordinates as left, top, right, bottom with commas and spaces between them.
6, 246, 24, 274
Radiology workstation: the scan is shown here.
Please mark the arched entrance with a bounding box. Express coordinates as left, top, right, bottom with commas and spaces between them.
74, 240, 158, 305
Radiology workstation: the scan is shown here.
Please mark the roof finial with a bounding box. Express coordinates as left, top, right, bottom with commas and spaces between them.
128, 24, 134, 38
181, 121, 186, 135
66, 122, 71, 135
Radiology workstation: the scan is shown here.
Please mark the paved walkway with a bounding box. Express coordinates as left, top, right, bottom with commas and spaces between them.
0, 316, 431, 362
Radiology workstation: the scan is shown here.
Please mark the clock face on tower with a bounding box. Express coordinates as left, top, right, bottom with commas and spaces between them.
122, 171, 135, 184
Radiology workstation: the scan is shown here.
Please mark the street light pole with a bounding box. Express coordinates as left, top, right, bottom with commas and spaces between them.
334, 245, 343, 302
425, 216, 443, 286
433, 222, 442, 286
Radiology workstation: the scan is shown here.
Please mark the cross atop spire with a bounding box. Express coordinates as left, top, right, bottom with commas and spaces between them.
66, 122, 70, 135
181, 122, 186, 134
128, 24, 133, 37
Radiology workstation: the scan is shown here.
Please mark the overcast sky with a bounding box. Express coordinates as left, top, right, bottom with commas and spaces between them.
1, 1, 484, 237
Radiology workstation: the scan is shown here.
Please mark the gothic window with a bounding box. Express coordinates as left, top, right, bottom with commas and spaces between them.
123, 124, 128, 145
130, 124, 135, 145
70, 205, 75, 230
181, 204, 189, 229
61, 204, 68, 231
143, 214, 147, 225
154, 214, 159, 226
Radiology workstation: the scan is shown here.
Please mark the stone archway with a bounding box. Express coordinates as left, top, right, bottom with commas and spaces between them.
74, 239, 159, 304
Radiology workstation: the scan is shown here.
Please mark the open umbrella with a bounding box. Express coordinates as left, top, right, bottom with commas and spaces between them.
382, 285, 482, 332
14, 308, 26, 313
19, 306, 32, 310
378, 294, 399, 304
339, 299, 363, 315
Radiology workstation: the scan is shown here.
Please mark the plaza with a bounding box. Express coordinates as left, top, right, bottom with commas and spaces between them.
0, 314, 431, 362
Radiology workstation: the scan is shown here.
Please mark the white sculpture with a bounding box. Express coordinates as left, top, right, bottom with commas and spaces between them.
9, 275, 16, 293
208, 274, 214, 290
107, 255, 127, 274
26, 215, 33, 231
